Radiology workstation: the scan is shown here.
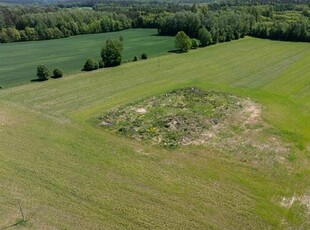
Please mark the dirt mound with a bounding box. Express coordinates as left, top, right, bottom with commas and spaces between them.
100, 88, 243, 147
99, 87, 291, 165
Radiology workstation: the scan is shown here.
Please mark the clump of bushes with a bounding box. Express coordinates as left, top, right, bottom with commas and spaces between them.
133, 56, 138, 61
35, 65, 64, 81
83, 57, 99, 71
141, 53, 148, 59
52, 68, 63, 78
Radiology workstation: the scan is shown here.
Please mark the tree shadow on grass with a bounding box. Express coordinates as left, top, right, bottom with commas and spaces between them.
168, 49, 186, 54
30, 78, 48, 82
50, 76, 62, 79
149, 33, 168, 37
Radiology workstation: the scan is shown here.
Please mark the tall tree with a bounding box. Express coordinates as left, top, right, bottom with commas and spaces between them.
175, 31, 191, 52
101, 38, 123, 67
198, 26, 212, 47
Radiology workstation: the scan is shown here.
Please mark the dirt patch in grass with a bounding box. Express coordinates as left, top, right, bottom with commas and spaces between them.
280, 193, 310, 222
0, 199, 25, 229
99, 88, 290, 162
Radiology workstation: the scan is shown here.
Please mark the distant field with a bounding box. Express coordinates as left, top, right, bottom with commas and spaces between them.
0, 28, 174, 88
0, 37, 310, 229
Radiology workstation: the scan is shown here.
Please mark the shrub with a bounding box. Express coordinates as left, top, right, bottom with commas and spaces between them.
83, 57, 98, 71
53, 68, 63, 78
99, 60, 104, 68
191, 39, 199, 49
141, 53, 147, 59
94, 61, 99, 70
133, 56, 138, 61
37, 65, 50, 80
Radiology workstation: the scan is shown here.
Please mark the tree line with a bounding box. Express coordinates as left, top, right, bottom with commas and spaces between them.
0, 6, 131, 43
251, 21, 309, 42
158, 10, 253, 44
0, 1, 309, 43
156, 4, 309, 43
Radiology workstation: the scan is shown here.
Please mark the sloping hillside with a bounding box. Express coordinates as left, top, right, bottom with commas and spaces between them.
0, 37, 309, 229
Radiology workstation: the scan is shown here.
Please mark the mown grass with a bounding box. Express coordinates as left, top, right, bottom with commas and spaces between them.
0, 28, 174, 88
0, 37, 310, 229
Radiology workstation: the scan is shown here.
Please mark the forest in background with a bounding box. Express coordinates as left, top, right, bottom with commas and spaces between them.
0, 0, 309, 43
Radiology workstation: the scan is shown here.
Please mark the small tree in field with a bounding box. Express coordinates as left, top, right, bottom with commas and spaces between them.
175, 31, 191, 52
53, 68, 63, 78
101, 38, 123, 67
83, 57, 98, 71
37, 65, 50, 80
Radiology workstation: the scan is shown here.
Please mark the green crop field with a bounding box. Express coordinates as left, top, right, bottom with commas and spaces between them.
0, 28, 174, 88
0, 37, 310, 229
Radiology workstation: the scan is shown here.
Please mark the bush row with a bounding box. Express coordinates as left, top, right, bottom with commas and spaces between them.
36, 65, 63, 80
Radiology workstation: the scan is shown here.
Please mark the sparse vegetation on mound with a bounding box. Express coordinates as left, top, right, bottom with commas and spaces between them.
99, 88, 290, 163
99, 88, 253, 147
100, 88, 241, 147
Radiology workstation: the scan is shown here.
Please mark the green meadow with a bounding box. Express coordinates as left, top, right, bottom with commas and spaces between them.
0, 37, 310, 229
0, 28, 174, 88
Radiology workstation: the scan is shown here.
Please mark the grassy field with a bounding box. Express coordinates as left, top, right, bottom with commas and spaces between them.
0, 37, 310, 229
0, 28, 174, 88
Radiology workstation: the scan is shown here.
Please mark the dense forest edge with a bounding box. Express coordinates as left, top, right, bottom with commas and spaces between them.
0, 0, 309, 44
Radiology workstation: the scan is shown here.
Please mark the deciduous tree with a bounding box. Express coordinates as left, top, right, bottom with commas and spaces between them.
101, 38, 123, 67
198, 26, 212, 47
37, 65, 50, 80
175, 31, 191, 52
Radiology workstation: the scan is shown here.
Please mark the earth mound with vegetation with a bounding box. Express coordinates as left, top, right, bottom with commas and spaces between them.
99, 88, 267, 148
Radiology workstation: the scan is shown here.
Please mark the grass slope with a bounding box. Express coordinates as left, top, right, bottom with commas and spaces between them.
0, 28, 174, 88
0, 37, 310, 229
